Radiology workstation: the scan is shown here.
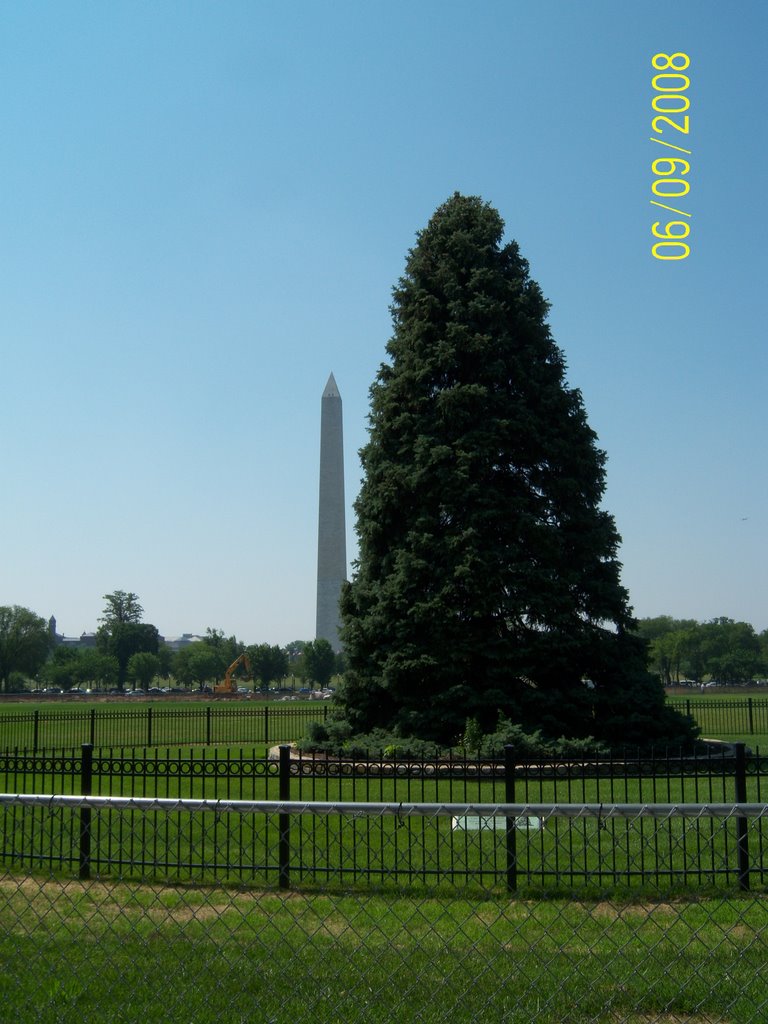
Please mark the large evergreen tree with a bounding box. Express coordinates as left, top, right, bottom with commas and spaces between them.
338, 194, 695, 748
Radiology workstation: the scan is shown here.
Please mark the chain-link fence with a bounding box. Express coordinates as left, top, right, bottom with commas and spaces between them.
1, 794, 767, 1024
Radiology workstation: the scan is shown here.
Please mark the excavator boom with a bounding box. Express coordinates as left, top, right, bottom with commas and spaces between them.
214, 652, 251, 694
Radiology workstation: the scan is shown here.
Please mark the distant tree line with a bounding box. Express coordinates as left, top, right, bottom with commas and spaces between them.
3, 594, 765, 698
635, 616, 768, 686
0, 592, 343, 693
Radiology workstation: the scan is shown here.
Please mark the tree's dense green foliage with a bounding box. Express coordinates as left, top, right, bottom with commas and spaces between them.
338, 194, 696, 748
97, 622, 160, 688
637, 616, 767, 685
41, 648, 119, 690
127, 651, 161, 689
301, 638, 336, 688
0, 606, 53, 692
247, 643, 289, 690
96, 591, 160, 688
171, 643, 223, 688
98, 590, 144, 627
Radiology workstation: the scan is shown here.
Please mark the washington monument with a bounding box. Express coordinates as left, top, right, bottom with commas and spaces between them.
316, 373, 347, 650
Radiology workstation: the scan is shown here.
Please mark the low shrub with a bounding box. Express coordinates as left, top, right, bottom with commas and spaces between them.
298, 711, 609, 760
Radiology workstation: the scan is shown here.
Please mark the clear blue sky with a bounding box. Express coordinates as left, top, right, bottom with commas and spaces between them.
2, 1, 766, 644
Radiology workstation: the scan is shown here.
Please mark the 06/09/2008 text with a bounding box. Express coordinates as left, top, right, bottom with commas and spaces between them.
650, 52, 691, 261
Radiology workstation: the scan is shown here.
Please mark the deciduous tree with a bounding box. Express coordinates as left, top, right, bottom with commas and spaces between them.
302, 639, 336, 689
203, 628, 244, 667
186, 646, 226, 687
127, 651, 161, 690
99, 591, 144, 627
247, 644, 289, 691
96, 592, 159, 689
0, 606, 53, 692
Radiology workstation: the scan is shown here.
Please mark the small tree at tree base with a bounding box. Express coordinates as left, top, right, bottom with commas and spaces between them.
337, 193, 696, 749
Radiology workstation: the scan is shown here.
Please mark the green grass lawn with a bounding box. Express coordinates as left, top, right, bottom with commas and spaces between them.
1, 875, 765, 1024
2, 697, 767, 1022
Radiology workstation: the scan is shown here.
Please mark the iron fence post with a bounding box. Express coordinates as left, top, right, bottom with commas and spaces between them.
147, 706, 153, 747
206, 705, 212, 746
264, 705, 270, 747
279, 744, 291, 889
748, 698, 754, 735
504, 745, 517, 892
33, 709, 39, 754
734, 742, 750, 890
79, 743, 93, 880
89, 707, 96, 747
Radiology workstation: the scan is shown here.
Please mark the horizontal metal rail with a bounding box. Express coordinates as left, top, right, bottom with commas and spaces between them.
1, 793, 767, 820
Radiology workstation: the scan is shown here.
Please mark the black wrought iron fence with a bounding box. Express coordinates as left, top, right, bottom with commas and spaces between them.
2, 790, 767, 894
2, 743, 766, 889
3, 743, 766, 803
3, 743, 766, 800
0, 702, 327, 751
5, 697, 766, 753
668, 695, 768, 735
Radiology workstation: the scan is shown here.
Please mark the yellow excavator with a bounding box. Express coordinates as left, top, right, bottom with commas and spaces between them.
214, 652, 252, 695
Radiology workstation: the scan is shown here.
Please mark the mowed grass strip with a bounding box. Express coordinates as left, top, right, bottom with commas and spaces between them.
0, 875, 765, 1024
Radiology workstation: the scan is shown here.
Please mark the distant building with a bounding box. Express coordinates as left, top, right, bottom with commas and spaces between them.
48, 614, 184, 651
48, 617, 97, 650
163, 634, 205, 653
